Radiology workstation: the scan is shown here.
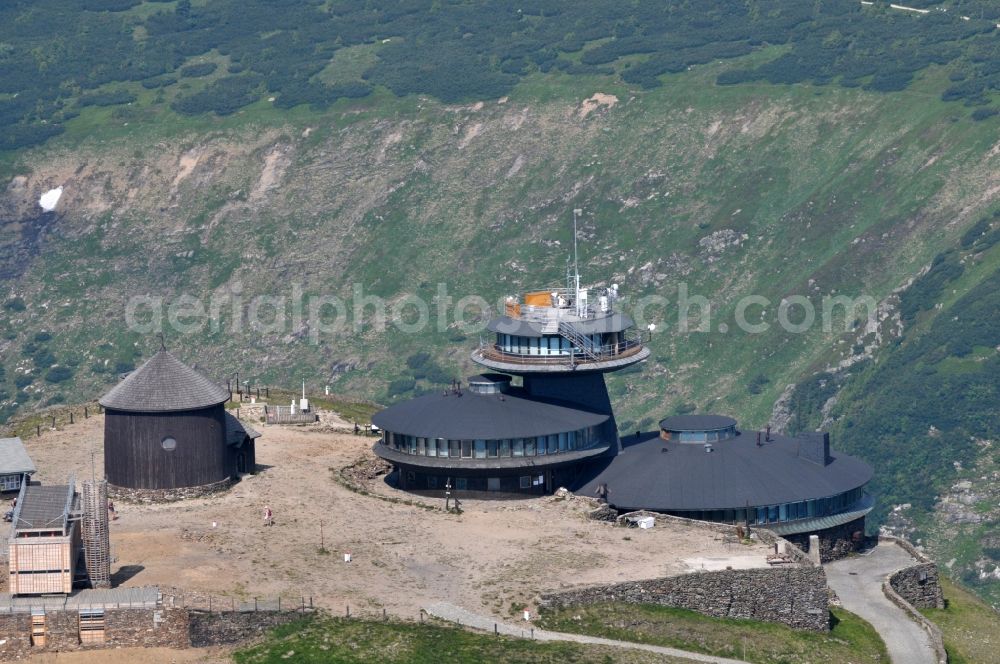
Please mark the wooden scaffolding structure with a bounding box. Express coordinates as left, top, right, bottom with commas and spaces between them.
81, 480, 111, 589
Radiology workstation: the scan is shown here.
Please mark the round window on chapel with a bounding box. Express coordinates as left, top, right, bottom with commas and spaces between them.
161, 436, 177, 452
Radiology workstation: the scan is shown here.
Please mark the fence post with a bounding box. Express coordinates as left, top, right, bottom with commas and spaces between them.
70, 412, 74, 424
36, 425, 40, 437
85, 406, 88, 419
254, 597, 258, 612
495, 623, 498, 636
346, 605, 350, 618
309, 597, 313, 609
278, 597, 281, 611
232, 597, 235, 611
209, 596, 212, 613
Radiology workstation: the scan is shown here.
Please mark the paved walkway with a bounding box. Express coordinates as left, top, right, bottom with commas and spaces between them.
825, 543, 937, 664
425, 601, 748, 663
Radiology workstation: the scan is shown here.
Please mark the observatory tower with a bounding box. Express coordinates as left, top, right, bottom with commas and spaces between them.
373, 212, 649, 497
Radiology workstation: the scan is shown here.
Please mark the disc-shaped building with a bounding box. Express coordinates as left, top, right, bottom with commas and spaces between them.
100, 349, 259, 498
373, 283, 649, 496
576, 415, 873, 560
370, 264, 875, 559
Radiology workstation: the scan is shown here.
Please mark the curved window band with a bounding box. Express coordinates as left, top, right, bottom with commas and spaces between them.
382, 425, 601, 458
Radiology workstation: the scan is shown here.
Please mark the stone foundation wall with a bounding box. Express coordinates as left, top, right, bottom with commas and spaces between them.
889, 563, 945, 609
540, 567, 830, 631
784, 517, 865, 563
109, 477, 234, 503
0, 608, 190, 660
0, 607, 308, 660
0, 613, 33, 659
189, 610, 308, 647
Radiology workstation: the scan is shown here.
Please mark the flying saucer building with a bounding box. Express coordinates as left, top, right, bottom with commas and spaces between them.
100, 349, 259, 498
576, 415, 874, 561
373, 282, 650, 497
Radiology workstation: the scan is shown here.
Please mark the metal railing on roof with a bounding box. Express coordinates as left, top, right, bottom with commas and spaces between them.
476, 337, 644, 366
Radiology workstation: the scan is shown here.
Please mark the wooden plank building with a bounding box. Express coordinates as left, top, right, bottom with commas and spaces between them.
8, 483, 81, 596
99, 348, 259, 492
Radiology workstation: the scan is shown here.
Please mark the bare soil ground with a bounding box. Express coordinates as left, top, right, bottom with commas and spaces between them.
13, 413, 772, 661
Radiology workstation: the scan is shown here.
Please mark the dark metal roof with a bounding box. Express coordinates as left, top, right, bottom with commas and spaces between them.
659, 414, 737, 432
569, 313, 636, 334
373, 442, 611, 471
574, 432, 872, 511
0, 437, 35, 476
13, 484, 75, 531
99, 349, 230, 413
225, 412, 261, 447
487, 316, 545, 337
371, 388, 609, 440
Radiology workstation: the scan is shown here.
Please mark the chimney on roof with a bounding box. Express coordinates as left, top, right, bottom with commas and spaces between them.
798, 432, 831, 466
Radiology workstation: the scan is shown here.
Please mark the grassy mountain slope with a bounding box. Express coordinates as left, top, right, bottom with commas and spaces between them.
1, 0, 999, 607
788, 210, 1000, 605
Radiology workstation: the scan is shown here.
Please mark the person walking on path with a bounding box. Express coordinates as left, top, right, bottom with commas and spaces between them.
263, 505, 273, 527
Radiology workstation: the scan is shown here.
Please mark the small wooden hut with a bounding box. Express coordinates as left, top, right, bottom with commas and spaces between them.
8, 482, 81, 595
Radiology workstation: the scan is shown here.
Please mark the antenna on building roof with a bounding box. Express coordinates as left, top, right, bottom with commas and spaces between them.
573, 208, 583, 316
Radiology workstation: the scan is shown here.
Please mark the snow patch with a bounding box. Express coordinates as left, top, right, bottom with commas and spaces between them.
39, 186, 63, 212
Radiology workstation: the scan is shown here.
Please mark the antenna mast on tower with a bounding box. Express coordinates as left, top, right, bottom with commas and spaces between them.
573, 208, 583, 316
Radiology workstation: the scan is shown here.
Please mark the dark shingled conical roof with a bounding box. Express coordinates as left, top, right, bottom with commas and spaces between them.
99, 349, 230, 413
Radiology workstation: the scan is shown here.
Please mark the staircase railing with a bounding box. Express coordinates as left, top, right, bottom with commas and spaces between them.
557, 321, 599, 361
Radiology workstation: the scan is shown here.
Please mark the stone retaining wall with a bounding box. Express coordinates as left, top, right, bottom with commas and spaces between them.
189, 610, 308, 647
109, 477, 234, 503
0, 607, 308, 661
783, 517, 866, 563
0, 608, 189, 660
889, 563, 945, 610
877, 536, 947, 664
539, 567, 830, 631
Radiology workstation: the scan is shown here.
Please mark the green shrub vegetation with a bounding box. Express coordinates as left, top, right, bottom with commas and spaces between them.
44, 367, 74, 384
2, 0, 998, 151
537, 603, 888, 664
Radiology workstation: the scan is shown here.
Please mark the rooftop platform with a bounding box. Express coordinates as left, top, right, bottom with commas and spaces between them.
472, 343, 650, 374
12, 483, 75, 532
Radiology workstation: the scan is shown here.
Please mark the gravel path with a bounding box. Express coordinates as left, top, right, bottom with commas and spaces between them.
425, 601, 748, 663
825, 543, 937, 664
